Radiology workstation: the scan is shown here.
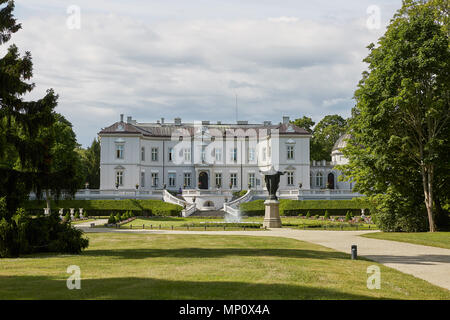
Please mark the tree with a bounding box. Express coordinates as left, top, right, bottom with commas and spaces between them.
78, 138, 100, 189
340, 0, 449, 232
0, 1, 89, 257
312, 115, 347, 161
0, 0, 58, 217
37, 114, 85, 210
291, 116, 315, 134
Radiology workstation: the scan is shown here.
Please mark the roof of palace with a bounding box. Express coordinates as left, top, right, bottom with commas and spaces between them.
332, 133, 352, 152
99, 121, 310, 137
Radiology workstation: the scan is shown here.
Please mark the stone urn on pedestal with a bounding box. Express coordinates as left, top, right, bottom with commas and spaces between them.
259, 167, 285, 228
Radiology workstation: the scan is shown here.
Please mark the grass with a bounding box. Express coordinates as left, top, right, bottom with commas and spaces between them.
119, 216, 377, 231
361, 232, 450, 249
0, 233, 448, 299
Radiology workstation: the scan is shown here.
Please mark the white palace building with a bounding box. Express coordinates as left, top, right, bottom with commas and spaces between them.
89, 114, 362, 216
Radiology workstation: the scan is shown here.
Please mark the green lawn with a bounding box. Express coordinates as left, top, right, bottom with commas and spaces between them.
0, 233, 448, 299
120, 216, 376, 231
361, 232, 450, 249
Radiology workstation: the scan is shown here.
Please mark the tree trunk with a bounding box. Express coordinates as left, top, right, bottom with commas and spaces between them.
421, 165, 436, 232
45, 189, 51, 214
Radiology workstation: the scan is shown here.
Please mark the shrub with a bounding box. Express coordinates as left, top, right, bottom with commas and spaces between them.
306, 211, 311, 218
0, 211, 89, 258
345, 211, 352, 222
315, 214, 319, 219
74, 212, 80, 220
64, 213, 71, 222
324, 210, 330, 220
240, 199, 372, 216
22, 199, 182, 217
108, 214, 115, 224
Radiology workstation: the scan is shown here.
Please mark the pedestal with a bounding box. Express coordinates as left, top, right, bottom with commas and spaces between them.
263, 200, 282, 228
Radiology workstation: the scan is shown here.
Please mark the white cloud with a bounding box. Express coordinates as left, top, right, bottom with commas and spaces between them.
5, 1, 401, 146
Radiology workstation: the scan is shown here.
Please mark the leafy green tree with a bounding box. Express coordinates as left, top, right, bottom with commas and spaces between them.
291, 116, 315, 134
38, 114, 85, 210
340, 0, 449, 232
78, 138, 100, 189
312, 115, 347, 161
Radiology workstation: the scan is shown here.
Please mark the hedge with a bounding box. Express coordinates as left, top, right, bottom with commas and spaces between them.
240, 198, 373, 216
22, 199, 183, 217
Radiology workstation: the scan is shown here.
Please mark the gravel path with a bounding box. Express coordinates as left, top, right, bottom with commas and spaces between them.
78, 226, 450, 291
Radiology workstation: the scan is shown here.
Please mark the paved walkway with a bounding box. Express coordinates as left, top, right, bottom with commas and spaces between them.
73, 219, 109, 228
78, 226, 450, 291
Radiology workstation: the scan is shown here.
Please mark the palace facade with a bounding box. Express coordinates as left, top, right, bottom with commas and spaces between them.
98, 115, 358, 209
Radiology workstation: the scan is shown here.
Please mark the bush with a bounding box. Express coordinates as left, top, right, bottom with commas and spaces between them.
22, 199, 182, 217
324, 210, 330, 220
345, 211, 352, 222
240, 199, 372, 216
370, 192, 428, 232
306, 211, 311, 218
108, 214, 115, 224
74, 212, 80, 220
64, 213, 71, 222
0, 211, 89, 258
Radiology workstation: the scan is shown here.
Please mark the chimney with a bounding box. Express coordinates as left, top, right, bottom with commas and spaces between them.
282, 116, 290, 124
174, 117, 181, 126
127, 116, 132, 124
120, 114, 124, 122
161, 117, 165, 124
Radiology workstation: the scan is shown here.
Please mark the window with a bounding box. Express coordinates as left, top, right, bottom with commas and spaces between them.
230, 173, 237, 188
184, 148, 191, 161
151, 173, 158, 187
151, 147, 158, 161
168, 147, 173, 162
140, 171, 145, 187
141, 147, 145, 161
248, 173, 255, 188
230, 148, 237, 162
287, 146, 294, 160
168, 173, 176, 187
116, 171, 123, 186
287, 172, 294, 186
116, 145, 124, 159
184, 173, 191, 187
215, 173, 222, 188
248, 148, 255, 162
315, 172, 323, 188
201, 146, 206, 162
215, 148, 222, 161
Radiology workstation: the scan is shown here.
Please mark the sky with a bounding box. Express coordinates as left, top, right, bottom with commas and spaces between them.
5, 0, 403, 147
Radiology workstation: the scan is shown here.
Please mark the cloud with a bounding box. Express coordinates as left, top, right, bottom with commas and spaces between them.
5, 2, 400, 146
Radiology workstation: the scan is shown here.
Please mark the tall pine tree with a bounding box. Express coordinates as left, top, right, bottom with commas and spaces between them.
0, 0, 58, 218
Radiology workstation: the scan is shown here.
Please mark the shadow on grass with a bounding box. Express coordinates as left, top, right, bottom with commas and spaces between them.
364, 254, 450, 265
0, 275, 379, 300
81, 247, 350, 260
